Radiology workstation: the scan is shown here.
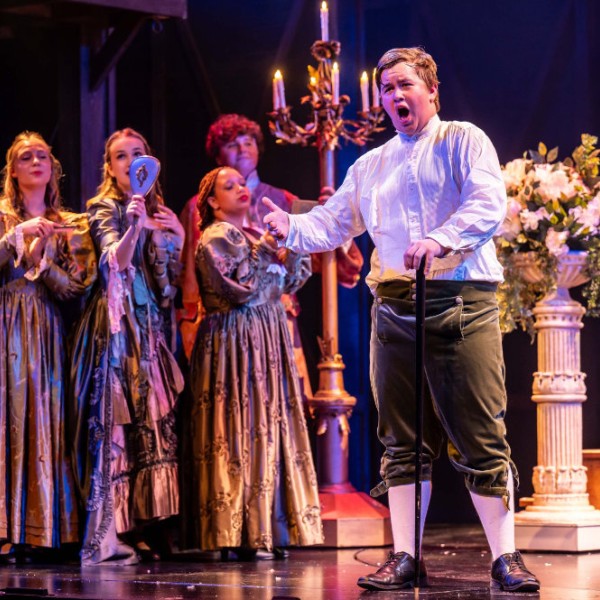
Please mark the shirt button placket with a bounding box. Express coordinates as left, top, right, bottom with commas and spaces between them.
407, 144, 421, 239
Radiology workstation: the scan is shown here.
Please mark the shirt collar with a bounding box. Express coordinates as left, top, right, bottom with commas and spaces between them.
396, 113, 440, 142
245, 169, 260, 192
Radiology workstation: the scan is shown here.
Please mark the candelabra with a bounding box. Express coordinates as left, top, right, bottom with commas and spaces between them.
267, 18, 391, 547
269, 42, 385, 151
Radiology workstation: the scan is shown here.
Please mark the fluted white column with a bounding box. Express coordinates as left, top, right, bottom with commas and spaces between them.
515, 252, 600, 551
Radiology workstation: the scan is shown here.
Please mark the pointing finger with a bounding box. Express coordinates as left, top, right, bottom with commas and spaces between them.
261, 196, 279, 212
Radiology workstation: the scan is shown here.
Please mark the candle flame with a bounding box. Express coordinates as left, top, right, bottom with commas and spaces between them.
274, 70, 282, 80
321, 1, 328, 10
332, 62, 339, 72
361, 71, 368, 83
310, 76, 317, 86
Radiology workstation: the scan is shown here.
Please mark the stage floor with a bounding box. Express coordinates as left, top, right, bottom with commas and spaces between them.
0, 525, 598, 599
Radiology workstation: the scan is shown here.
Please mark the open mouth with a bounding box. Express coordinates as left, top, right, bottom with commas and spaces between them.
397, 106, 410, 119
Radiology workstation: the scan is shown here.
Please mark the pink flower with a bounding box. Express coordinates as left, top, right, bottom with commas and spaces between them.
506, 197, 522, 218
496, 198, 523, 240
570, 193, 600, 235
520, 207, 549, 231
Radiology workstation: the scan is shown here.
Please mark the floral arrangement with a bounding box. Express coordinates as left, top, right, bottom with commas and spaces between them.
496, 134, 600, 336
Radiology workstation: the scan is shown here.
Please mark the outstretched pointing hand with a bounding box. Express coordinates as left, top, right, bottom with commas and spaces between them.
262, 197, 290, 241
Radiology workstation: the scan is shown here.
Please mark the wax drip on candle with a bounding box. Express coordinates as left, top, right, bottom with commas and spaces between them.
272, 70, 281, 110
273, 69, 286, 109
320, 1, 329, 42
372, 68, 380, 108
332, 62, 339, 105
360, 71, 369, 113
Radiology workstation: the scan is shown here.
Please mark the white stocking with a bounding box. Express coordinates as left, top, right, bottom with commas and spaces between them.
388, 481, 432, 556
469, 468, 516, 561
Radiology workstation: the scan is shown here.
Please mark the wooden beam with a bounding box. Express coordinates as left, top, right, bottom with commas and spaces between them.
0, 3, 52, 18
175, 19, 221, 119
89, 13, 144, 90
72, 0, 187, 19
0, 0, 187, 19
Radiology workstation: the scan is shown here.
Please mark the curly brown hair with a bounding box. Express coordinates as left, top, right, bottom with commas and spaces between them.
205, 114, 264, 162
197, 167, 223, 231
88, 128, 164, 213
375, 47, 440, 112
0, 131, 63, 221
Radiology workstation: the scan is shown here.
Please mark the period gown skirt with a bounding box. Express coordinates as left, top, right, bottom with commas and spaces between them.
69, 198, 184, 564
186, 221, 323, 551
0, 211, 96, 548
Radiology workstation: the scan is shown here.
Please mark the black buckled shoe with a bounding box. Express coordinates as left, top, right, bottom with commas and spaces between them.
357, 551, 429, 591
491, 551, 540, 592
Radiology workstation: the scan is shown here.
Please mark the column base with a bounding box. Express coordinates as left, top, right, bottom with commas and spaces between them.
319, 490, 392, 547
515, 503, 600, 551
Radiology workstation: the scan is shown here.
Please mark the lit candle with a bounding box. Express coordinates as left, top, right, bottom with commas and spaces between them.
273, 70, 281, 110
372, 68, 380, 108
320, 1, 329, 42
310, 76, 318, 103
273, 69, 286, 109
360, 71, 370, 112
332, 62, 339, 105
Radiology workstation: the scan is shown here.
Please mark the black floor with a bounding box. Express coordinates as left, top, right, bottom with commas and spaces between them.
0, 525, 598, 599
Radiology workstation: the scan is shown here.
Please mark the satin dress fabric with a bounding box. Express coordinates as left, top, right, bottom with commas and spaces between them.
69, 197, 184, 564
0, 207, 97, 547
184, 221, 323, 551
176, 180, 363, 405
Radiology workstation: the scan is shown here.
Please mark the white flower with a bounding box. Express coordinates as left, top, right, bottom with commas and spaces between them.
545, 228, 569, 256
534, 163, 579, 202
502, 159, 529, 190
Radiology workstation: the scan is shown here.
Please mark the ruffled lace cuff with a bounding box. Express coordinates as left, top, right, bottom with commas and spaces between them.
266, 262, 288, 287
24, 251, 51, 281
13, 224, 25, 266
106, 245, 135, 334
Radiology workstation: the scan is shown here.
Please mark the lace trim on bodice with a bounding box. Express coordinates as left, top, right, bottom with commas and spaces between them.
106, 244, 136, 334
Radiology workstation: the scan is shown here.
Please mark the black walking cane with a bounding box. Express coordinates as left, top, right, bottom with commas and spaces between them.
413, 256, 426, 593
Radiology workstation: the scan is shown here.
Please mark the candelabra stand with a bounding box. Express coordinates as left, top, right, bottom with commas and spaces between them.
268, 40, 391, 547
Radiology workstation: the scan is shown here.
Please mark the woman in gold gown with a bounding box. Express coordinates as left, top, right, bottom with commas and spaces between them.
0, 132, 96, 560
186, 166, 323, 558
69, 128, 184, 566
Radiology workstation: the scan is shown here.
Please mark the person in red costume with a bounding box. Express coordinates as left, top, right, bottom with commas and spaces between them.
178, 114, 363, 400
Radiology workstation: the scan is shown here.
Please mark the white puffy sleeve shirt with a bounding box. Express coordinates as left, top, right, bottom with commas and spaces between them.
286, 114, 506, 292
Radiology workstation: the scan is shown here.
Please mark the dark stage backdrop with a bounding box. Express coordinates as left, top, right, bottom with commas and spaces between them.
1, 0, 599, 523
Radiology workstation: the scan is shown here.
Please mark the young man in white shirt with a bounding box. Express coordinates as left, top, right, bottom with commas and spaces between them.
262, 47, 540, 593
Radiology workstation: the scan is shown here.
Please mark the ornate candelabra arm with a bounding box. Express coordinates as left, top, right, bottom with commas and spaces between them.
269, 38, 386, 152
268, 107, 314, 146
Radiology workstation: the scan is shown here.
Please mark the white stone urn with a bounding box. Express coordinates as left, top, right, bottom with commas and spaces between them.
511, 250, 589, 302
511, 250, 600, 551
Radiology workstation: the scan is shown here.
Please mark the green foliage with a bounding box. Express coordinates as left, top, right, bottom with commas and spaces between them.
497, 134, 600, 338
